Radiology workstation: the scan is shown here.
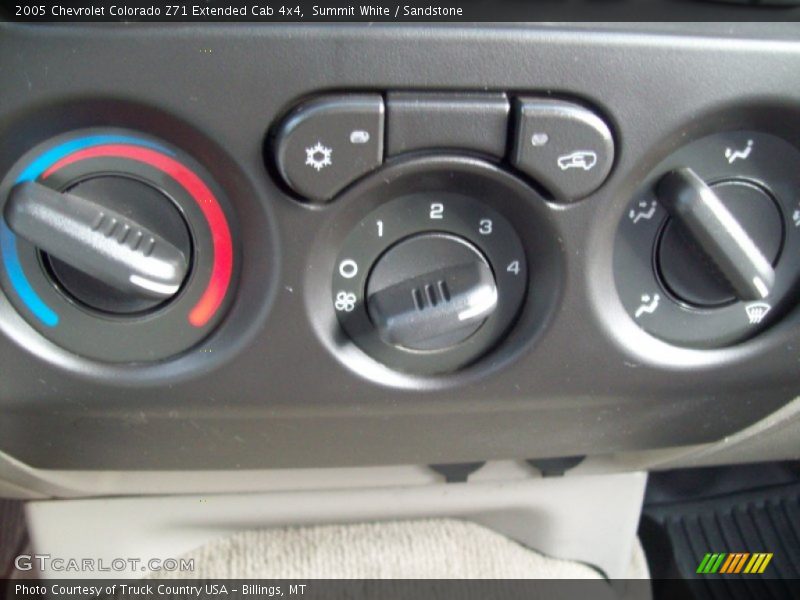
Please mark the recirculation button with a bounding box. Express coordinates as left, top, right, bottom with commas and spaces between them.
510, 98, 614, 201
274, 94, 385, 203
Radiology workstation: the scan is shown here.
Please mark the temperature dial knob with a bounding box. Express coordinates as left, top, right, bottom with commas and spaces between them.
0, 129, 236, 362
6, 177, 191, 314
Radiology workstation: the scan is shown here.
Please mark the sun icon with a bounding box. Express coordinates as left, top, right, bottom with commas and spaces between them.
305, 142, 333, 171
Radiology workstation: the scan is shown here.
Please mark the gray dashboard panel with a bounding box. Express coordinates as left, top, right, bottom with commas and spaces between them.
1, 23, 800, 470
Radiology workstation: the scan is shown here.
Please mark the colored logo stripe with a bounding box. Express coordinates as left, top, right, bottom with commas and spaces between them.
697, 553, 773, 574
42, 145, 233, 328
0, 135, 173, 327
720, 553, 749, 573
697, 553, 726, 574
745, 553, 773, 574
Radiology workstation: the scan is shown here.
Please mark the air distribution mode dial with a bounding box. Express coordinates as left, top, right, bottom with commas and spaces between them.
656, 171, 781, 307
0, 129, 236, 362
615, 131, 800, 348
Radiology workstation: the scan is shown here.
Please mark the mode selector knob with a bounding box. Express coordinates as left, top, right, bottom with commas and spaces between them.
366, 233, 498, 351
615, 131, 800, 348
656, 168, 781, 307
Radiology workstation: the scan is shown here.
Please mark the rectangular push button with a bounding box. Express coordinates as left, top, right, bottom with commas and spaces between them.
386, 92, 509, 158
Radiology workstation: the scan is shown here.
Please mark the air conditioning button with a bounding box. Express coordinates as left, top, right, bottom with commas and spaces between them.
274, 94, 384, 203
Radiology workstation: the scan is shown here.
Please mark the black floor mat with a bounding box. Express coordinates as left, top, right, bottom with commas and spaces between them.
642, 465, 800, 600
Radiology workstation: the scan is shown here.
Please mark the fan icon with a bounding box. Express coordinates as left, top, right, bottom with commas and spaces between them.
305, 141, 333, 172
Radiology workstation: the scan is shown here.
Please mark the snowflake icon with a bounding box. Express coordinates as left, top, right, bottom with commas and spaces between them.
305, 142, 333, 172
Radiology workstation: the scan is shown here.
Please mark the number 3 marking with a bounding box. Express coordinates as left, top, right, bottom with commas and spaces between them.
479, 219, 493, 235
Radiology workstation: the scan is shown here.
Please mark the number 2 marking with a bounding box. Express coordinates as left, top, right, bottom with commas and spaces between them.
430, 203, 444, 219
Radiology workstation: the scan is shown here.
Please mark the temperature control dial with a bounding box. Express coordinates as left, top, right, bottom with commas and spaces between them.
6, 177, 191, 314
0, 129, 236, 362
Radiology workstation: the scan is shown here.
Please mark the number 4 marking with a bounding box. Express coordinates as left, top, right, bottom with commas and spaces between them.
507, 260, 520, 275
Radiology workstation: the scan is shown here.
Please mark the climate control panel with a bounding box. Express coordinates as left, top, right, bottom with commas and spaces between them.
2, 24, 800, 473
2, 117, 799, 374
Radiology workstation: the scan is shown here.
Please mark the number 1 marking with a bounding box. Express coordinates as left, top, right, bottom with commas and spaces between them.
377, 220, 383, 237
